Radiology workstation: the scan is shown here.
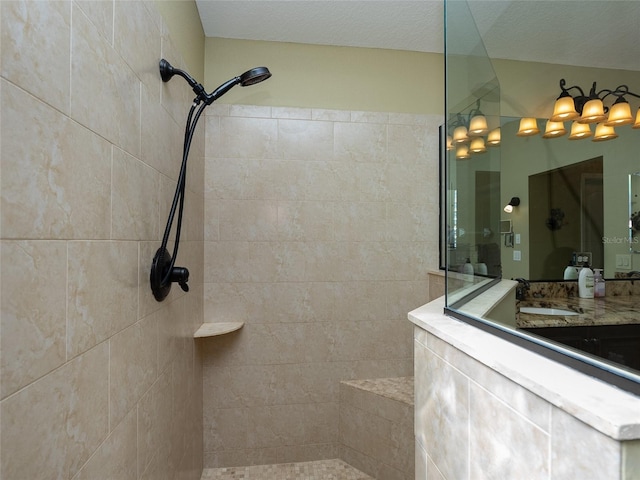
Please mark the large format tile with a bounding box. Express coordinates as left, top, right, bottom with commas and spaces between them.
1, 241, 67, 398
1, 343, 109, 480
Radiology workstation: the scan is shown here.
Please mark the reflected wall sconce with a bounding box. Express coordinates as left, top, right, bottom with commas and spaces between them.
449, 100, 499, 157
516, 117, 540, 136
503, 197, 520, 213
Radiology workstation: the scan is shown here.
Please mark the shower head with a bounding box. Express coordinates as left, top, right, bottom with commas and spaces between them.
158, 59, 271, 105
240, 67, 271, 86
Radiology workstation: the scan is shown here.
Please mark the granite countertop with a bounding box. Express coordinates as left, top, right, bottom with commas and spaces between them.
517, 295, 639, 328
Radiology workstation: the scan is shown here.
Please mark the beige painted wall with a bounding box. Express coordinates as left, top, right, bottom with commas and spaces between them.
155, 0, 205, 81
204, 37, 444, 114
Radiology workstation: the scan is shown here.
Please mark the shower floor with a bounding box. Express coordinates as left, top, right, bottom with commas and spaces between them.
201, 459, 374, 480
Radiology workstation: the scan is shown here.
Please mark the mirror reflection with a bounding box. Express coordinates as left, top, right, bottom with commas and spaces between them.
500, 118, 638, 280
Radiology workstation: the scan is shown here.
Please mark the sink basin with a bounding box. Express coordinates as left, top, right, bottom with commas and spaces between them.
519, 307, 578, 316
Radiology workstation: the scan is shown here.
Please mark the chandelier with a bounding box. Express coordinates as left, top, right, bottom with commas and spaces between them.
517, 79, 640, 142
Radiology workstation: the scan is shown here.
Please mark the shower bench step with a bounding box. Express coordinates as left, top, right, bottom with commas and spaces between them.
194, 322, 244, 338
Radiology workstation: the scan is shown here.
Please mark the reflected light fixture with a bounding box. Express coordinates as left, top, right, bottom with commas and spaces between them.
456, 144, 471, 160
542, 120, 566, 138
592, 123, 618, 142
503, 197, 520, 213
516, 117, 539, 136
468, 115, 489, 136
486, 128, 501, 146
568, 121, 592, 140
453, 125, 469, 144
469, 137, 487, 154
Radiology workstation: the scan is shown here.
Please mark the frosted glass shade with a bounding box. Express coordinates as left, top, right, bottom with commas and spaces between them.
605, 100, 633, 126
453, 126, 469, 144
633, 108, 640, 129
579, 99, 606, 123
456, 144, 470, 159
568, 121, 592, 140
446, 135, 454, 150
542, 120, 566, 138
468, 115, 489, 136
516, 117, 539, 136
592, 123, 618, 142
486, 128, 501, 146
469, 137, 487, 154
550, 96, 579, 122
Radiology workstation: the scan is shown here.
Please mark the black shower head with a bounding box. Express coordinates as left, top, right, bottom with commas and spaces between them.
240, 67, 271, 86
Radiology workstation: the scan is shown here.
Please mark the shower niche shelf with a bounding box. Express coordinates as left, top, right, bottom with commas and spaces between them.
194, 322, 244, 338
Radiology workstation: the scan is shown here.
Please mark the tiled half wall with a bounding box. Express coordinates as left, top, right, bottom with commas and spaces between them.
201, 105, 442, 467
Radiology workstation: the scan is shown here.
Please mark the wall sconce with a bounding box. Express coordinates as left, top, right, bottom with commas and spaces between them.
503, 197, 520, 213
518, 78, 640, 144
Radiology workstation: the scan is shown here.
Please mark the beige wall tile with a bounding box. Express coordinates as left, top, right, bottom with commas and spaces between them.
278, 119, 334, 161
219, 116, 278, 159
110, 315, 158, 429
1, 2, 203, 480
334, 122, 387, 163
0, 0, 71, 114
67, 241, 139, 358
71, 4, 141, 156
1, 343, 109, 480
1, 241, 67, 398
1, 80, 111, 240
551, 407, 621, 479
112, 147, 160, 240
72, 408, 137, 480
114, 0, 161, 98
76, 0, 113, 44
203, 107, 438, 467
469, 382, 549, 479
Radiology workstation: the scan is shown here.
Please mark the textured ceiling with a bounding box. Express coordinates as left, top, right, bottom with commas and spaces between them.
195, 0, 640, 71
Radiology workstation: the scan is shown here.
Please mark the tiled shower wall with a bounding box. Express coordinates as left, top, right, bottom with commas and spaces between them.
202, 105, 441, 467
1, 2, 204, 479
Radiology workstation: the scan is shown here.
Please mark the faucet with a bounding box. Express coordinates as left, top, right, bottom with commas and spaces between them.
514, 278, 530, 301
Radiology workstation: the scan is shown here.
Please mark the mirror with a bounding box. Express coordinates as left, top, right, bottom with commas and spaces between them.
631, 172, 640, 254
499, 117, 638, 280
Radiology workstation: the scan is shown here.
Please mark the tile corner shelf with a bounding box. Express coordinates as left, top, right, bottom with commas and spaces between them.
194, 322, 244, 338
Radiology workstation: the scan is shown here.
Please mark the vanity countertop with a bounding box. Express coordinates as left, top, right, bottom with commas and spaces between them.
518, 295, 639, 328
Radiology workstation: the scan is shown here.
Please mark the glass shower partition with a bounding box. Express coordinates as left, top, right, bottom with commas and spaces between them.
443, 0, 502, 310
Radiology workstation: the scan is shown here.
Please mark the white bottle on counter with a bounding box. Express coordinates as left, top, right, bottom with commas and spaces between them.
593, 269, 605, 298
563, 264, 579, 280
578, 265, 594, 298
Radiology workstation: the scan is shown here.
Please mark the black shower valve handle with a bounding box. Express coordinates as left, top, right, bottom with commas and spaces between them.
170, 266, 190, 292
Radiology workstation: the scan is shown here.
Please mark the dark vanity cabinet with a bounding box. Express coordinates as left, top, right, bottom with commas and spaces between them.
522, 324, 640, 371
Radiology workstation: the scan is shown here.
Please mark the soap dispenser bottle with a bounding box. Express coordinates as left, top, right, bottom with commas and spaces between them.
563, 262, 579, 280
578, 265, 594, 298
462, 258, 474, 275
593, 269, 605, 298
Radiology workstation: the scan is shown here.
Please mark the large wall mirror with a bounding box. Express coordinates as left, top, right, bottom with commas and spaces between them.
499, 118, 638, 281
443, 0, 640, 394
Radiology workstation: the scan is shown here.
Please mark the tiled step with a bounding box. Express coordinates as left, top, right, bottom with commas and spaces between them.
339, 377, 414, 480
201, 458, 373, 479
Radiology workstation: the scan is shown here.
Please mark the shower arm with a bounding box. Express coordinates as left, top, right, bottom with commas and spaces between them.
159, 59, 242, 106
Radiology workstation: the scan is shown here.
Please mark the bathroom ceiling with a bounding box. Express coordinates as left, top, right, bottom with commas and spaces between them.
195, 0, 640, 72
